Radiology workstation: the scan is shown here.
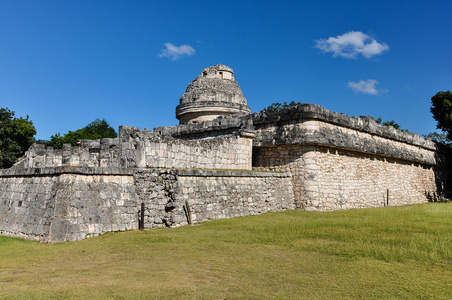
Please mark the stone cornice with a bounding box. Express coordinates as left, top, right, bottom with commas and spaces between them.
252, 103, 440, 151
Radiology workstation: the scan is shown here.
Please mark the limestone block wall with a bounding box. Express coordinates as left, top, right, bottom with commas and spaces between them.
253, 145, 307, 209
306, 146, 442, 210
0, 167, 293, 242
254, 145, 443, 210
0, 175, 57, 241
0, 167, 138, 243
134, 169, 295, 228
12, 114, 255, 172
252, 104, 451, 210
173, 170, 295, 224
119, 126, 253, 170
13, 138, 120, 169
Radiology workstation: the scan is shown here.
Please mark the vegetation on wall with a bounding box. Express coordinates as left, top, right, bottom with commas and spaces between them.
261, 101, 303, 112
47, 119, 117, 149
0, 108, 36, 168
373, 117, 409, 132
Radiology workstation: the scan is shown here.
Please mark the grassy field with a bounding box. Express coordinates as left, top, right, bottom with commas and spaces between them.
1, 202, 452, 299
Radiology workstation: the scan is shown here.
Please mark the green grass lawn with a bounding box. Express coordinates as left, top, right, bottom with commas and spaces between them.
1, 202, 452, 299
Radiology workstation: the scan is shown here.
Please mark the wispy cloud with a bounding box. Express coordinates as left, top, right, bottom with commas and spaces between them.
159, 43, 195, 60
315, 31, 389, 59
347, 79, 381, 95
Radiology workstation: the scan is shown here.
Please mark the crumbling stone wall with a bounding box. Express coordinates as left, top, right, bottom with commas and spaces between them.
153, 112, 253, 139
13, 138, 120, 169
119, 126, 253, 170
133, 169, 177, 228
12, 114, 255, 172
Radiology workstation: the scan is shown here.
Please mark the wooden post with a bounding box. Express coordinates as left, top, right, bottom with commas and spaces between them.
185, 200, 192, 225
139, 202, 145, 229
386, 189, 389, 206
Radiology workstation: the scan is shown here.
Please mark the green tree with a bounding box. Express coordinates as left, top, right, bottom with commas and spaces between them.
48, 118, 117, 149
0, 108, 37, 168
374, 117, 408, 132
422, 132, 451, 145
430, 91, 452, 139
262, 101, 303, 112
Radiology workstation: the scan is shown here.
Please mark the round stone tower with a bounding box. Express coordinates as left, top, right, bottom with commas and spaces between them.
176, 64, 251, 124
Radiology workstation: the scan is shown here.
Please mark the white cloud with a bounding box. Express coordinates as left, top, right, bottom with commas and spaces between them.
159, 43, 195, 60
315, 31, 389, 58
347, 79, 380, 95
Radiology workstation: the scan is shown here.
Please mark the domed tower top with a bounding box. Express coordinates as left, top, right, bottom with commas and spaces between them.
176, 64, 251, 124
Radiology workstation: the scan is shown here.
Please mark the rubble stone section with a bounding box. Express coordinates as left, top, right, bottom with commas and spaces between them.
133, 169, 176, 228
176, 64, 251, 124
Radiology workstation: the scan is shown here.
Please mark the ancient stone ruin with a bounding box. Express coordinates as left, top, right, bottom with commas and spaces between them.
176, 64, 250, 124
1, 64, 450, 242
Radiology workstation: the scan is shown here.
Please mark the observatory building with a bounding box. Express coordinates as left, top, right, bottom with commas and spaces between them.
176, 64, 251, 124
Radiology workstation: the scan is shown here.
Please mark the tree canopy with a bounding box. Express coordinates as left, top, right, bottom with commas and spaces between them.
262, 101, 303, 112
48, 118, 117, 149
0, 108, 36, 168
373, 117, 408, 132
423, 132, 451, 145
430, 91, 452, 140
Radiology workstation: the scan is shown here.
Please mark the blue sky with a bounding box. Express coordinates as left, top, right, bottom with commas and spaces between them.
1, 0, 451, 140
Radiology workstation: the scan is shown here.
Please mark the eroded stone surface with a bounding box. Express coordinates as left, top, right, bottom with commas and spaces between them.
176, 64, 251, 124
0, 167, 293, 242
